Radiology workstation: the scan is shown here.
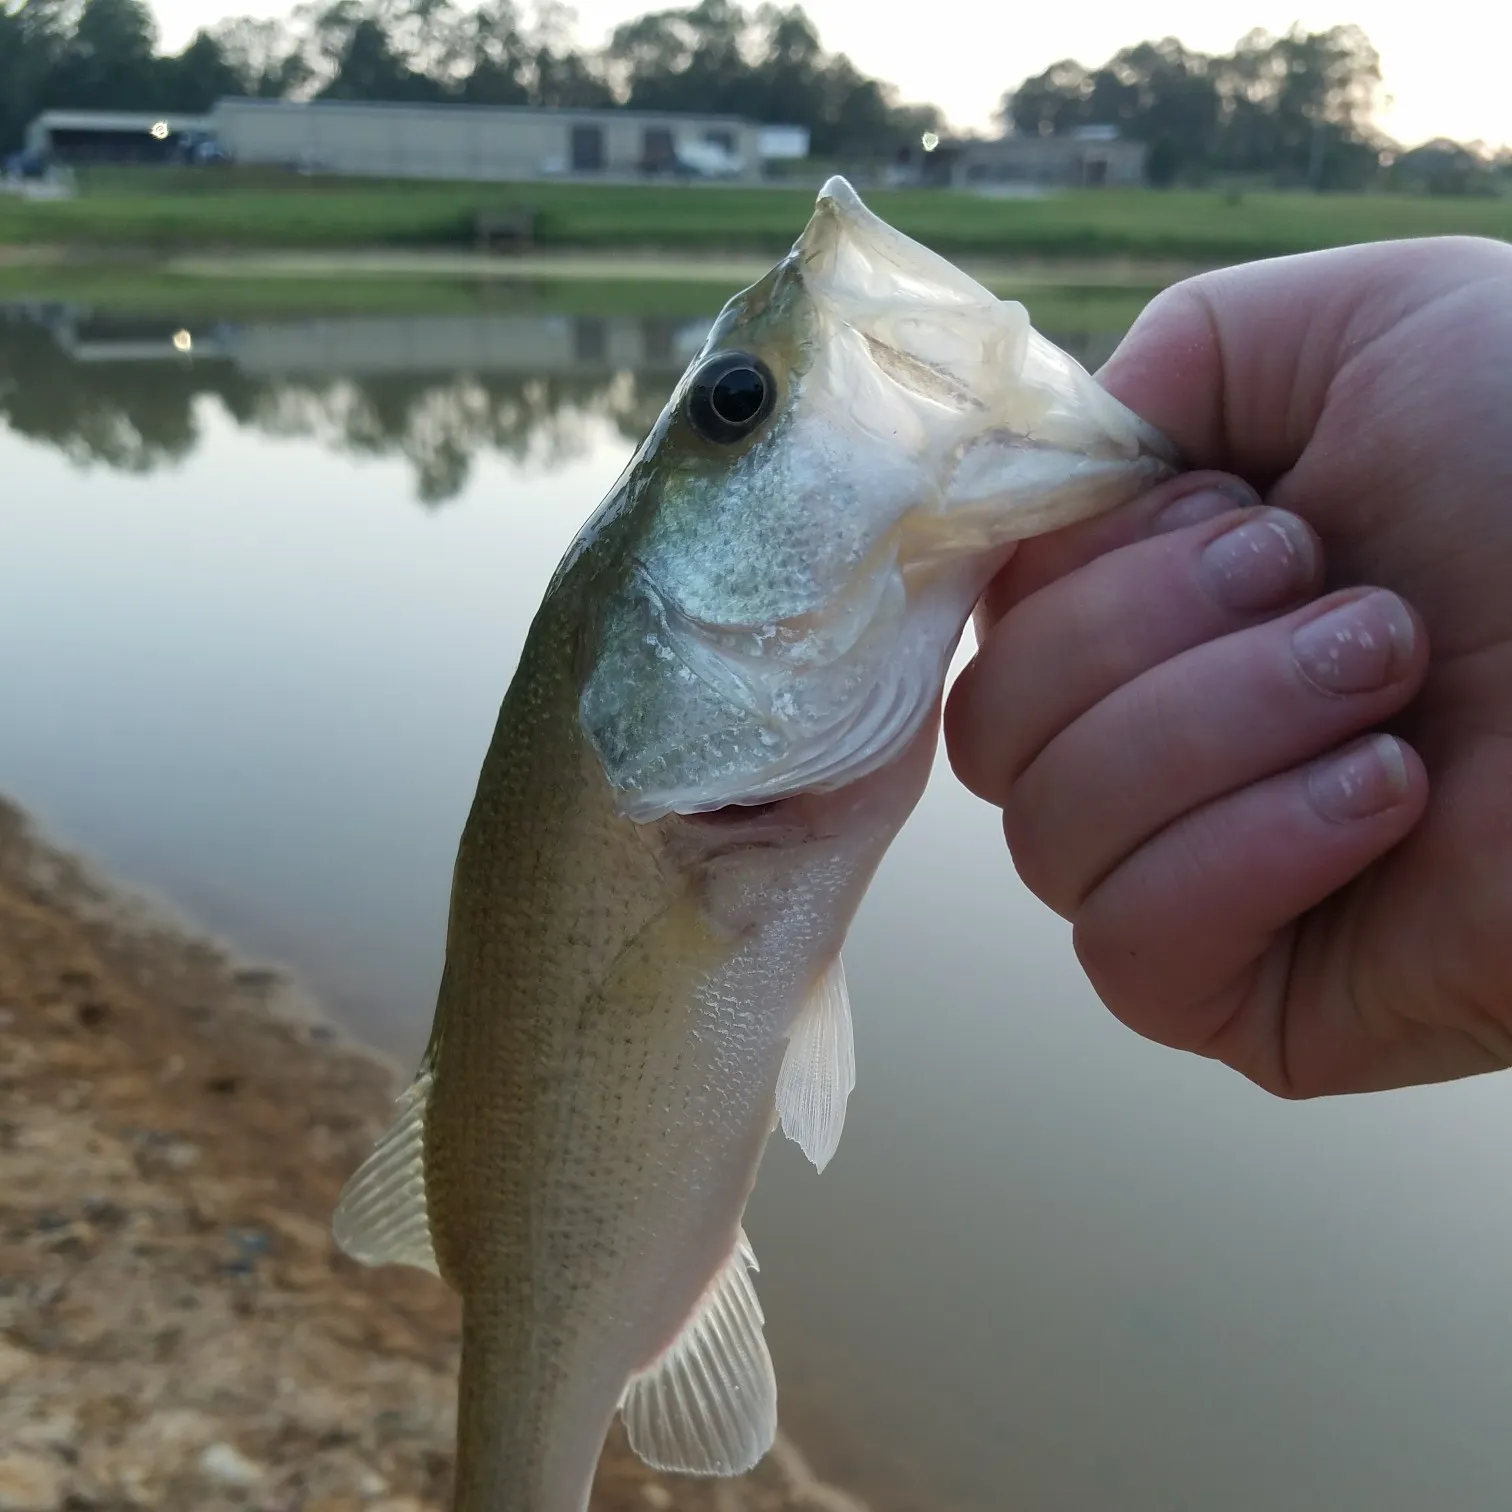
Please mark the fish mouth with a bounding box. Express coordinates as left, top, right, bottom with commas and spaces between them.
687, 799, 786, 823
792, 175, 1003, 315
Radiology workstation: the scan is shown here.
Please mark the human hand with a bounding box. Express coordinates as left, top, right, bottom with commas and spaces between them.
946, 236, 1512, 1097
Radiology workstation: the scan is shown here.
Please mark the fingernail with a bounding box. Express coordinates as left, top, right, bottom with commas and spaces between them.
1292, 591, 1415, 694
1308, 735, 1410, 822
1199, 510, 1318, 612
1152, 484, 1255, 534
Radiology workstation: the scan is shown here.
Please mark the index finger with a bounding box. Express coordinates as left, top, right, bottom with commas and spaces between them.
974, 470, 1257, 634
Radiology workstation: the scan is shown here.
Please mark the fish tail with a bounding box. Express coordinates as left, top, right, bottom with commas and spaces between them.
451, 1296, 602, 1512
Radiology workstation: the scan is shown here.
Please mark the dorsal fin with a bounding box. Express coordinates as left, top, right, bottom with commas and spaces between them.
620, 1229, 776, 1475
775, 955, 855, 1173
331, 1071, 439, 1276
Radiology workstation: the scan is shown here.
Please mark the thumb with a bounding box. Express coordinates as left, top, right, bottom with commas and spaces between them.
1095, 236, 1512, 490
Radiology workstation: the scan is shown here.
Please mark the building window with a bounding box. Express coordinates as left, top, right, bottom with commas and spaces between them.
570, 124, 604, 172
642, 127, 674, 172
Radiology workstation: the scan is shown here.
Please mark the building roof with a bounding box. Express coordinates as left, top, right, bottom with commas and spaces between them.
960, 133, 1146, 156
31, 110, 210, 133
211, 97, 759, 129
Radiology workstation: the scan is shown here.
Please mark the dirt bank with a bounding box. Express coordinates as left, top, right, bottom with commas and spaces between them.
0, 798, 865, 1512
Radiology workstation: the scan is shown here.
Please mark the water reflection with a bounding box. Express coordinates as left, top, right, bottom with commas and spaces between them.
0, 305, 1122, 506
0, 306, 713, 503
12, 305, 1508, 1512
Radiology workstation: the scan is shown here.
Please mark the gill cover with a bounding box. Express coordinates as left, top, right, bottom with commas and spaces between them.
581, 177, 1177, 823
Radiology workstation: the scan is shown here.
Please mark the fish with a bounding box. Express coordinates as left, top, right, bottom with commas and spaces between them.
331, 176, 1177, 1512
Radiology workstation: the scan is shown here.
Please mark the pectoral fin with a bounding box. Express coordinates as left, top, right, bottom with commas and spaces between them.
331, 1071, 439, 1277
620, 1229, 777, 1476
775, 955, 855, 1173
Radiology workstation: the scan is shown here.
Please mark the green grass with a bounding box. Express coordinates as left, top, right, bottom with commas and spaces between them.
3, 170, 1511, 262
0, 265, 728, 317
0, 261, 1162, 333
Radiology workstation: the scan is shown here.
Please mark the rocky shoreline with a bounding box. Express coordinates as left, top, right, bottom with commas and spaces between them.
0, 798, 866, 1512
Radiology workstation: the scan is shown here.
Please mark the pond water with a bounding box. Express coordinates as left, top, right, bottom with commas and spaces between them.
4, 301, 1512, 1512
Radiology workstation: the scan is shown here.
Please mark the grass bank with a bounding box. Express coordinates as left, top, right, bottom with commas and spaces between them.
2, 171, 1510, 262
0, 262, 1164, 333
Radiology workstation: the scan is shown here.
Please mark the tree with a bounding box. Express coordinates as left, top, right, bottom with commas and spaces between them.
1213, 24, 1382, 186
1, 1, 80, 154
1002, 59, 1092, 139
449, 0, 614, 108
1000, 24, 1386, 188
1103, 40, 1217, 185
747, 4, 821, 128
1389, 138, 1500, 197
47, 0, 160, 108
300, 1, 447, 101
450, 0, 531, 104
531, 46, 613, 108
604, 0, 936, 159
208, 15, 312, 98
157, 31, 248, 112
606, 0, 754, 116
2, 0, 940, 164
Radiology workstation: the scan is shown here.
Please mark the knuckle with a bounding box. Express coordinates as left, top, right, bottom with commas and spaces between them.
941, 668, 1005, 804
1000, 794, 1076, 916
1070, 913, 1141, 1019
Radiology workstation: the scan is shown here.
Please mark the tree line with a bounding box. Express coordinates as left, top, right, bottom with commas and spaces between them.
2, 0, 1506, 190
0, 0, 940, 161
1003, 27, 1510, 193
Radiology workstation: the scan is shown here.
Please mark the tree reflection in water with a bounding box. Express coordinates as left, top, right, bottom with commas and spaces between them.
0, 306, 1117, 506
0, 306, 701, 505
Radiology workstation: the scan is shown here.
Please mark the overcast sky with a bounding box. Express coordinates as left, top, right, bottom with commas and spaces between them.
148, 0, 1511, 149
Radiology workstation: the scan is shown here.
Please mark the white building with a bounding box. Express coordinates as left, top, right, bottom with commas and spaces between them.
25, 99, 809, 185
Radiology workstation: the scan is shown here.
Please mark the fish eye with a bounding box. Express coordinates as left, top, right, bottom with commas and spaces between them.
686, 352, 776, 444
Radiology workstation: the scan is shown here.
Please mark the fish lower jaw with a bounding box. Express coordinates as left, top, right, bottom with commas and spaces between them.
684, 797, 789, 825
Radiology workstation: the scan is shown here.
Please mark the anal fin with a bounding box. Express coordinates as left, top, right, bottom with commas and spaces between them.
775, 955, 855, 1173
620, 1229, 777, 1476
331, 1070, 439, 1277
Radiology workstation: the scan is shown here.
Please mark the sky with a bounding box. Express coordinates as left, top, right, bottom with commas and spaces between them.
150, 0, 1512, 150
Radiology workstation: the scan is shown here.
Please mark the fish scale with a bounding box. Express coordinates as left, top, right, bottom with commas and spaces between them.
333, 176, 1178, 1512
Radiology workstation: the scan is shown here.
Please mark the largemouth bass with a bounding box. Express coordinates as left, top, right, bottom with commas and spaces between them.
333, 177, 1176, 1512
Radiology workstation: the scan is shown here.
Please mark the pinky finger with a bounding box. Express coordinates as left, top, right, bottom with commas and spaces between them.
1071, 734, 1428, 1079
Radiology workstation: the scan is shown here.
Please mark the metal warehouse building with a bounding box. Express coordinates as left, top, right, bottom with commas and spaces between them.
23, 110, 212, 165
212, 98, 771, 182
23, 99, 805, 184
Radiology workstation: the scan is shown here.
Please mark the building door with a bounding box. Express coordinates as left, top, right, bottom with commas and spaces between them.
1083, 155, 1109, 187
642, 127, 674, 173
570, 125, 604, 172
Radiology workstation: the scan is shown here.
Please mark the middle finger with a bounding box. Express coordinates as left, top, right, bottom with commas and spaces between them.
948, 506, 1321, 806
1003, 586, 1427, 916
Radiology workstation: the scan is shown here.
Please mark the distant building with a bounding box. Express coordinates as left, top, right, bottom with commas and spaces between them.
24, 110, 215, 166
25, 99, 807, 184
1387, 138, 1497, 195
911, 126, 1146, 190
